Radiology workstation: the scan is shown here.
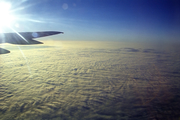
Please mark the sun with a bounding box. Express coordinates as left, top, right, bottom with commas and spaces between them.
0, 2, 15, 29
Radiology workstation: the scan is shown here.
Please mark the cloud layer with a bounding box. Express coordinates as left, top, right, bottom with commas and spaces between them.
0, 41, 180, 119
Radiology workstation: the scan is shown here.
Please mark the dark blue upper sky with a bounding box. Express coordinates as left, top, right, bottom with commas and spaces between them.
3, 0, 180, 42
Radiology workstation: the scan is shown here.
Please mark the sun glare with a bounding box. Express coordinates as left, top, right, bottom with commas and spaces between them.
0, 2, 15, 28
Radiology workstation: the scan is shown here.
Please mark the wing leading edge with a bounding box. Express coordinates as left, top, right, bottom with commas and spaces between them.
0, 31, 63, 54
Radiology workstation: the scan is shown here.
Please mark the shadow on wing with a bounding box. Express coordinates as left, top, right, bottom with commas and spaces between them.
7, 38, 43, 45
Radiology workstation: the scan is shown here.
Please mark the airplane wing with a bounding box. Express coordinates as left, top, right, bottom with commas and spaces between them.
0, 31, 63, 54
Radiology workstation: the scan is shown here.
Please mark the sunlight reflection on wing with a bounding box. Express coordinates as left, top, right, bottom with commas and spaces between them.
9, 27, 29, 43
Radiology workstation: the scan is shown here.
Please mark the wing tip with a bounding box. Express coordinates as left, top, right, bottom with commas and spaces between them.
0, 48, 10, 54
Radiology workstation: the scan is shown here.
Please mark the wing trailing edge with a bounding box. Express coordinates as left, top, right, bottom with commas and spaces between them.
1, 31, 63, 45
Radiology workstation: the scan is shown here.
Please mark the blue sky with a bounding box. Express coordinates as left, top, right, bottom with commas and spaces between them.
2, 0, 180, 42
